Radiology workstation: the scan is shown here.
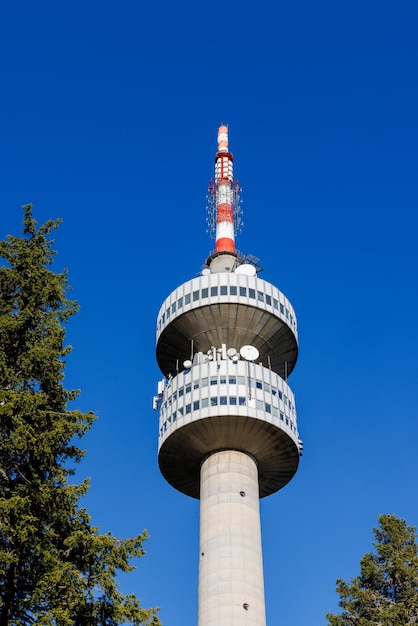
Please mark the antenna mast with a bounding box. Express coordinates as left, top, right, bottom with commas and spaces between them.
206, 126, 242, 256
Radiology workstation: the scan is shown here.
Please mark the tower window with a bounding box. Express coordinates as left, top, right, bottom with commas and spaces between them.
202, 288, 208, 298
220, 286, 227, 295
211, 286, 218, 296
249, 288, 256, 299
193, 290, 200, 301
240, 286, 247, 297
185, 293, 191, 304
230, 286, 237, 295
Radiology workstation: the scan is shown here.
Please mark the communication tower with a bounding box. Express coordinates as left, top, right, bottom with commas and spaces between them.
154, 126, 302, 626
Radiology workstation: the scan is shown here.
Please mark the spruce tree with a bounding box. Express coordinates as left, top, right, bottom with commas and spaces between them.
0, 206, 161, 625
327, 514, 418, 626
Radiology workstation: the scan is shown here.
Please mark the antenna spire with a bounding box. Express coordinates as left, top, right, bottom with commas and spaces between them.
206, 126, 242, 265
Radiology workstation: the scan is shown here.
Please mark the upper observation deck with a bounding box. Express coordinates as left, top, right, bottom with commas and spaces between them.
156, 271, 298, 380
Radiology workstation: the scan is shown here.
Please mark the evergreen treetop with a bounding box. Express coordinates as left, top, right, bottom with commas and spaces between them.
327, 513, 418, 626
0, 205, 161, 626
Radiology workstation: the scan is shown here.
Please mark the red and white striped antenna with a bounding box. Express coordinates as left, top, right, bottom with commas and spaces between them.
207, 126, 243, 254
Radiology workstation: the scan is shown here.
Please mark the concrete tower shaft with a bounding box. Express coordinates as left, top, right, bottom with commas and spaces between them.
199, 451, 266, 626
154, 126, 301, 626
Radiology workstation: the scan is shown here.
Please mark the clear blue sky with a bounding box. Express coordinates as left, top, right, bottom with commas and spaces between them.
1, 0, 417, 624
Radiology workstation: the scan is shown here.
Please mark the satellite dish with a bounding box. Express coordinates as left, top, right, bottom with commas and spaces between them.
239, 345, 259, 361
235, 264, 256, 277
201, 268, 211, 276
227, 347, 237, 358
183, 359, 192, 368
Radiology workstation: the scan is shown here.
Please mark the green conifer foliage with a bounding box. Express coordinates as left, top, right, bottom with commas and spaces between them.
327, 514, 418, 626
0, 206, 161, 625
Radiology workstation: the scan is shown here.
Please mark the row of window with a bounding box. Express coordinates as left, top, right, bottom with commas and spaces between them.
158, 285, 296, 331
159, 397, 297, 437
161, 376, 295, 414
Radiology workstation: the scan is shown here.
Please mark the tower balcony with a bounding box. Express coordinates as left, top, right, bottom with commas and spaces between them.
156, 272, 298, 380
157, 358, 300, 499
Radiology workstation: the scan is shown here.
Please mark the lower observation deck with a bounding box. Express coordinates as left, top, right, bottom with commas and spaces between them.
156, 272, 298, 380
157, 358, 300, 499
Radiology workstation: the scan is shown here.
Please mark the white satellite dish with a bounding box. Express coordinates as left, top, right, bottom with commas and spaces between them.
227, 347, 237, 358
201, 268, 211, 276
239, 345, 259, 361
183, 359, 192, 368
235, 264, 256, 277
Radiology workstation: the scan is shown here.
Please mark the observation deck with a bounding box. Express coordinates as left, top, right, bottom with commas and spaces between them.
156, 271, 298, 380
155, 267, 300, 499
157, 357, 300, 499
